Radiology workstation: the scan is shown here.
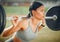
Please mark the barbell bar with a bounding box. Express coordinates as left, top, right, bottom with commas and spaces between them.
6, 15, 57, 21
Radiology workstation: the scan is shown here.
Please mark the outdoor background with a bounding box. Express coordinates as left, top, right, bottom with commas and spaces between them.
0, 0, 60, 42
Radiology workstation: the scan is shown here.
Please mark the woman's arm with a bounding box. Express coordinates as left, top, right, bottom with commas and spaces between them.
1, 16, 23, 37
42, 17, 45, 25
1, 25, 14, 37
2, 21, 22, 37
38, 17, 45, 32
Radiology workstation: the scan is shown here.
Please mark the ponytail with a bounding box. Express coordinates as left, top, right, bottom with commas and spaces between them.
26, 13, 32, 18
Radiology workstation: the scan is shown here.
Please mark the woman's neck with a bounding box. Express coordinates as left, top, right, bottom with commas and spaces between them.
31, 17, 41, 25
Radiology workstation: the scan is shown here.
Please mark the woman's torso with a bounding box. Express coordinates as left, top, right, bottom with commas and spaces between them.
13, 17, 42, 42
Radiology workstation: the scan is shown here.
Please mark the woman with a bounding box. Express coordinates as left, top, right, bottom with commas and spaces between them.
2, 1, 45, 42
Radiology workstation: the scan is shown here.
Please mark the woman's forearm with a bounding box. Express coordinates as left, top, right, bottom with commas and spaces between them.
42, 18, 45, 25
38, 18, 45, 32
1, 25, 14, 37
2, 20, 22, 37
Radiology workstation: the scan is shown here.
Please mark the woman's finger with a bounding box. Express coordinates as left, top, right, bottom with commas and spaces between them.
11, 16, 19, 26
12, 16, 18, 21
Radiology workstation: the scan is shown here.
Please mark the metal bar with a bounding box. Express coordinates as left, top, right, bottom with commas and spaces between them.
6, 17, 21, 20
45, 16, 53, 19
6, 15, 57, 21
45, 15, 57, 20
6, 16, 54, 20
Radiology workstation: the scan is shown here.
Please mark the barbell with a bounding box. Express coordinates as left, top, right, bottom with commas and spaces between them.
0, 5, 60, 34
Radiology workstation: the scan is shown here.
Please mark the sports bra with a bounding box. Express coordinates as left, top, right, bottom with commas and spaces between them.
16, 18, 42, 42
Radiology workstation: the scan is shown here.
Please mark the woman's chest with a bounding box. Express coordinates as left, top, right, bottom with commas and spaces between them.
21, 20, 38, 32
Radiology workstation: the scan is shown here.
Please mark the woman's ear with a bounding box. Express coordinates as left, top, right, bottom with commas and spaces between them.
32, 10, 36, 16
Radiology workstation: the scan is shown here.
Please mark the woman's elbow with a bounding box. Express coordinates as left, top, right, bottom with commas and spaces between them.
1, 32, 9, 37
1, 30, 12, 37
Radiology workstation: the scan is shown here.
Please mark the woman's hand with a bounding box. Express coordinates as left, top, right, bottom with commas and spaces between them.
41, 14, 45, 26
11, 16, 19, 27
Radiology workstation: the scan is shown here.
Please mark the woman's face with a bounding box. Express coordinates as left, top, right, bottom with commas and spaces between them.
32, 5, 45, 20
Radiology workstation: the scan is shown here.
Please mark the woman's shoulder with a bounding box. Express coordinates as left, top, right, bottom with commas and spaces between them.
19, 17, 29, 23
19, 17, 30, 27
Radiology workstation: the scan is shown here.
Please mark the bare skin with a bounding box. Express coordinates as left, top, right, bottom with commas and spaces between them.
1, 5, 45, 42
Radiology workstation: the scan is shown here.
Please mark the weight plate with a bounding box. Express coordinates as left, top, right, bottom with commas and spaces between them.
0, 5, 6, 34
46, 6, 60, 31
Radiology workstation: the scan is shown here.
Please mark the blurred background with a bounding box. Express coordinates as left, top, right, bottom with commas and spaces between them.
0, 0, 60, 42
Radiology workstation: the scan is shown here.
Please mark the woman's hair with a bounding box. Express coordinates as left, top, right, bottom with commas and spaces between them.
27, 1, 43, 18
